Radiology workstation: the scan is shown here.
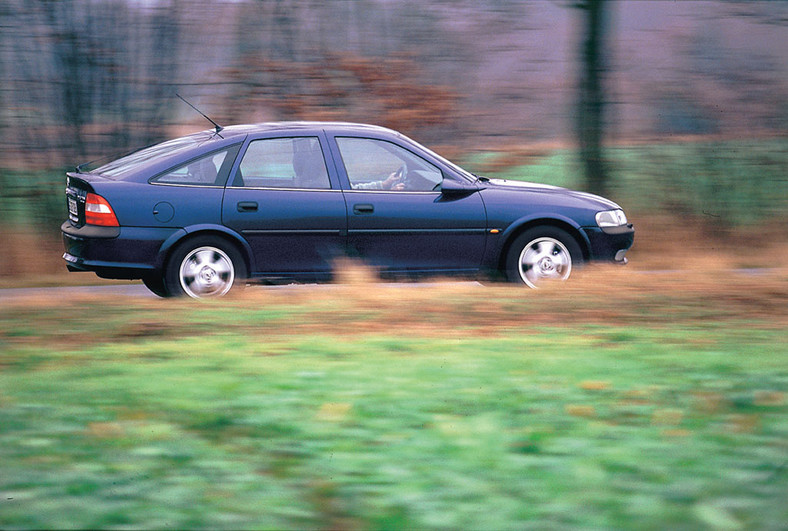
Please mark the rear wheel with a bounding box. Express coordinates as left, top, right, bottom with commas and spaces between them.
165, 236, 246, 298
505, 227, 583, 288
142, 274, 169, 298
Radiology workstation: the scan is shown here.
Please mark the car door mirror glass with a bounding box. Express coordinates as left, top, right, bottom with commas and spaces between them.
441, 177, 476, 196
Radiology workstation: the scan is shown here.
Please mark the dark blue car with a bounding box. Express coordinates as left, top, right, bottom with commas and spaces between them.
62, 122, 634, 297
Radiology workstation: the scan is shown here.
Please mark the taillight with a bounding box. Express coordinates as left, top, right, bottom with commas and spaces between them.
85, 193, 119, 226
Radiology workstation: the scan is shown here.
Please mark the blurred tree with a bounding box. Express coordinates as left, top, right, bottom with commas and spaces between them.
143, 0, 182, 144
0, 0, 784, 172
40, 0, 92, 160
222, 0, 461, 140
0, 0, 183, 166
574, 0, 610, 196
222, 51, 458, 140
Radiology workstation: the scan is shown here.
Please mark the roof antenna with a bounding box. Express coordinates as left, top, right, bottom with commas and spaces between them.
176, 93, 224, 138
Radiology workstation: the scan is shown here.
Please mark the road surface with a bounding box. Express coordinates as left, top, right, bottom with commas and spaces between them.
0, 269, 779, 301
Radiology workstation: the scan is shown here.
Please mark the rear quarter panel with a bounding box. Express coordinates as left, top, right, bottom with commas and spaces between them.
90, 181, 225, 228
87, 180, 233, 270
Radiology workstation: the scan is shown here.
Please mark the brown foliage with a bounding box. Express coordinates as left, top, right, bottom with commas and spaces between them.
0, 231, 64, 279
222, 52, 458, 138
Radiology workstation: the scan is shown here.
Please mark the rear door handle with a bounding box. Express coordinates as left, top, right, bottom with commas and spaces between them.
353, 203, 374, 215
237, 201, 258, 212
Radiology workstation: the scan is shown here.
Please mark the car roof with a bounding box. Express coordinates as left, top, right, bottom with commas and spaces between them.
77, 122, 404, 181
213, 121, 400, 138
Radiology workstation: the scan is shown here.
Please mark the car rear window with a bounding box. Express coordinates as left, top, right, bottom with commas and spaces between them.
150, 145, 241, 187
92, 134, 214, 179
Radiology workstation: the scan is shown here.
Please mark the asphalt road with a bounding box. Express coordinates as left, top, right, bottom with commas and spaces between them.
0, 283, 156, 300
0, 280, 484, 300
0, 269, 779, 301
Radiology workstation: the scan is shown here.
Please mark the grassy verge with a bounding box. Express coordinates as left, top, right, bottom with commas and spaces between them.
461, 137, 788, 228
1, 270, 786, 528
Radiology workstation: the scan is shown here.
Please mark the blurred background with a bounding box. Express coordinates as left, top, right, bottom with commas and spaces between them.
1, 4, 787, 527
0, 0, 786, 280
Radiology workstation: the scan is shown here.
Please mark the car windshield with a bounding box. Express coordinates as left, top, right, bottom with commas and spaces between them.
91, 132, 214, 179
397, 133, 477, 182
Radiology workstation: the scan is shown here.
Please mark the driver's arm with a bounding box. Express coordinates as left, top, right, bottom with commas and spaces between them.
351, 180, 384, 190
351, 170, 402, 190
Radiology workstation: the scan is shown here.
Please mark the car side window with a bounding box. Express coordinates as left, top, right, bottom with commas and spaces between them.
152, 148, 235, 186
232, 137, 331, 190
336, 137, 443, 192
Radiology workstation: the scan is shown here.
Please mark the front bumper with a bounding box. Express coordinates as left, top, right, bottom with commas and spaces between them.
582, 224, 635, 263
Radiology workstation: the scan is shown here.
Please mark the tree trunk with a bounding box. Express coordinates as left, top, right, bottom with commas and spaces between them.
577, 0, 608, 196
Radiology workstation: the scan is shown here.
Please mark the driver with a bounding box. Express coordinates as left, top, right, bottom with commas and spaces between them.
351, 169, 406, 190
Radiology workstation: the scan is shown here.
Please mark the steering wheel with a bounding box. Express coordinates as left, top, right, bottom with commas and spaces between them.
395, 163, 409, 189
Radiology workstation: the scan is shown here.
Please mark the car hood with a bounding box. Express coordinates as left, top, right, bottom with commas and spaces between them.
483, 178, 622, 210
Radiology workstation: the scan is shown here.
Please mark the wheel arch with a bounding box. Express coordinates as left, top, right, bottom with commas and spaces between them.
496, 217, 591, 274
157, 225, 253, 275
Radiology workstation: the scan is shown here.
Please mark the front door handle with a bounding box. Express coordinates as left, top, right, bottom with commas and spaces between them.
237, 201, 258, 212
353, 203, 374, 215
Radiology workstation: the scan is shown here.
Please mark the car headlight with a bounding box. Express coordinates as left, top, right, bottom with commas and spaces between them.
596, 209, 628, 228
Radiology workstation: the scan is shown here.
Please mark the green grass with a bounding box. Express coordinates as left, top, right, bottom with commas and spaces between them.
460, 138, 788, 227
1, 284, 786, 529
0, 168, 68, 237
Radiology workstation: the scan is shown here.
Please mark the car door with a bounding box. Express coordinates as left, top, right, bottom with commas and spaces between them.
329, 135, 487, 273
222, 134, 346, 277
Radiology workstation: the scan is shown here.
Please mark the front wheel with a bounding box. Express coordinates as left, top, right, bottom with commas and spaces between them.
165, 237, 246, 298
505, 227, 583, 288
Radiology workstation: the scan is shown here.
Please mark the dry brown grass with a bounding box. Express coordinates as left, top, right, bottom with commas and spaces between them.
2, 220, 786, 335
1, 263, 785, 354
0, 231, 134, 288
625, 214, 787, 271
0, 231, 65, 279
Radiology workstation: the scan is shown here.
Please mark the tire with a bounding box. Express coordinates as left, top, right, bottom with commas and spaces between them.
505, 226, 583, 288
164, 236, 247, 298
142, 273, 170, 298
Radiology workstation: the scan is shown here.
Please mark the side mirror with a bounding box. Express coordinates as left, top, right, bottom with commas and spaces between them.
440, 178, 478, 196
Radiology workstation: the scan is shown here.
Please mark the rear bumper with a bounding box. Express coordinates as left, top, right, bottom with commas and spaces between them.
61, 221, 181, 279
582, 224, 635, 264
62, 251, 155, 279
